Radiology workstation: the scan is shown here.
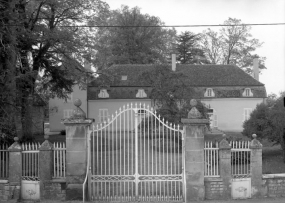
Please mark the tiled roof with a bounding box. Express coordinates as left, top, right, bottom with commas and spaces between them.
90, 64, 264, 87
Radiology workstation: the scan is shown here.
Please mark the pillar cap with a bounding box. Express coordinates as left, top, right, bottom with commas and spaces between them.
250, 134, 262, 149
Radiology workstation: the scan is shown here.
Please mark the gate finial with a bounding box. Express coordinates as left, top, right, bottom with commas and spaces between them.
71, 98, 86, 120
188, 99, 202, 119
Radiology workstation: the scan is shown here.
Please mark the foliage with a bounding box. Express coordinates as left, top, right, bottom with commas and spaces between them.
0, 0, 108, 140
176, 31, 209, 64
93, 5, 177, 70
200, 18, 266, 74
242, 92, 285, 162
242, 103, 273, 140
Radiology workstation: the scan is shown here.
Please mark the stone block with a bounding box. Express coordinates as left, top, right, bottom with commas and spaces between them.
66, 151, 86, 164
66, 183, 83, 200
66, 163, 86, 176
66, 138, 87, 152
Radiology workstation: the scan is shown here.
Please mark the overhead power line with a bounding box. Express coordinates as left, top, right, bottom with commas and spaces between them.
5, 22, 285, 28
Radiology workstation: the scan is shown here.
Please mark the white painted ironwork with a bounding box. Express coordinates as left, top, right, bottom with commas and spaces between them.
0, 144, 9, 179
53, 142, 66, 179
204, 141, 219, 177
22, 143, 40, 179
87, 103, 185, 202
230, 141, 251, 178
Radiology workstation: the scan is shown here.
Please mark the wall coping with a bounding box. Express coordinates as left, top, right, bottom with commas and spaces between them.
204, 177, 223, 182
51, 178, 66, 183
262, 173, 285, 179
0, 180, 9, 183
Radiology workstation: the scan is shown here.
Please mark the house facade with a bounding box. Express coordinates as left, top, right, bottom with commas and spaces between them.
87, 62, 266, 132
49, 60, 266, 132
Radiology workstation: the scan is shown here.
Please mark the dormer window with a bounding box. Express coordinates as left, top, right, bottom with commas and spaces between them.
242, 88, 253, 97
98, 89, 109, 98
136, 89, 147, 98
204, 88, 215, 97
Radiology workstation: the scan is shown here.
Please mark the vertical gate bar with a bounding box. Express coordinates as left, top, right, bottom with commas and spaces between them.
163, 119, 165, 176
127, 106, 129, 176
123, 108, 125, 196
134, 107, 139, 200
174, 125, 176, 175
120, 110, 121, 177
112, 115, 114, 178
148, 107, 150, 197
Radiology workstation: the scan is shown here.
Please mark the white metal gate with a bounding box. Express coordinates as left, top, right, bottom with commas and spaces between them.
86, 103, 185, 202
230, 141, 251, 199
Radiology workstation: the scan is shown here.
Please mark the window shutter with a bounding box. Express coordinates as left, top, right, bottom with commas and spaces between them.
213, 114, 218, 127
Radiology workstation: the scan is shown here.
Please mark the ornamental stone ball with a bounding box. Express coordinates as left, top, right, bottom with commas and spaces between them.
72, 98, 86, 119
190, 99, 197, 107
74, 98, 82, 107
188, 99, 202, 119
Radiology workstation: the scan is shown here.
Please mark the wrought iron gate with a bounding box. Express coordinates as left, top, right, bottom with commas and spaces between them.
86, 103, 185, 202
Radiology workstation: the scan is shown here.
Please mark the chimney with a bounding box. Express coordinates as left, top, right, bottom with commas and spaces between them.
172, 54, 176, 71
253, 58, 259, 81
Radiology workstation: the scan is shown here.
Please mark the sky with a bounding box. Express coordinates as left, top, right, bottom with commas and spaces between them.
104, 0, 285, 96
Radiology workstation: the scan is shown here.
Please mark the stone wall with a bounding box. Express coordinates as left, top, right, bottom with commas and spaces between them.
0, 181, 20, 201
262, 174, 285, 197
205, 178, 227, 200
41, 180, 66, 200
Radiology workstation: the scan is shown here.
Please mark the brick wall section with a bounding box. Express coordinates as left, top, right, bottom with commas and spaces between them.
41, 180, 66, 200
205, 178, 227, 200
0, 182, 20, 201
262, 175, 285, 197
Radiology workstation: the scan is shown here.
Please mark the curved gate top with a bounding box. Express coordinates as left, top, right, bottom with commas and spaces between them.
86, 103, 185, 202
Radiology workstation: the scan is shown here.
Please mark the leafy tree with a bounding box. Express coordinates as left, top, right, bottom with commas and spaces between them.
242, 92, 285, 162
93, 5, 177, 70
0, 0, 108, 141
176, 31, 208, 64
200, 18, 266, 73
139, 65, 208, 124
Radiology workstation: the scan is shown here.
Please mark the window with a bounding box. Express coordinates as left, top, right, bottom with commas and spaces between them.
204, 88, 215, 97
136, 89, 147, 98
243, 88, 253, 97
207, 108, 218, 128
63, 109, 73, 118
66, 93, 73, 103
121, 75, 127, 80
98, 89, 109, 98
138, 104, 146, 115
244, 108, 253, 121
99, 109, 109, 123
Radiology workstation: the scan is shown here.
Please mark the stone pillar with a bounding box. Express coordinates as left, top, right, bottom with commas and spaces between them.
181, 99, 209, 202
8, 137, 22, 200
250, 134, 262, 198
39, 135, 53, 198
62, 99, 94, 200
8, 137, 22, 186
219, 135, 231, 199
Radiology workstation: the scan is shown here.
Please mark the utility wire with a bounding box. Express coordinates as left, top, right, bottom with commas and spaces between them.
4, 22, 285, 28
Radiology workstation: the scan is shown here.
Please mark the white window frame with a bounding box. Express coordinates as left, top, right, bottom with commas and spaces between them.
242, 88, 253, 97
63, 109, 73, 119
204, 88, 215, 97
243, 108, 253, 121
98, 89, 109, 98
136, 89, 147, 98
207, 108, 218, 128
99, 109, 109, 123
